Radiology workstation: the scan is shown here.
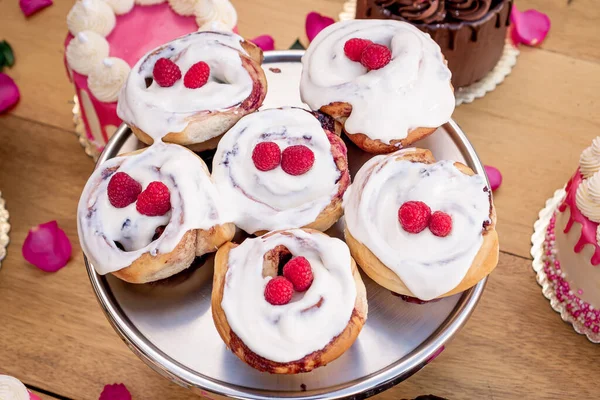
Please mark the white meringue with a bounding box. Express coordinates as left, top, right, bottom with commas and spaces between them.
134, 0, 166, 5
66, 31, 110, 75
168, 0, 197, 16
88, 58, 131, 102
579, 137, 600, 179
194, 0, 237, 30
576, 171, 600, 223
103, 0, 134, 15
0, 375, 30, 400
67, 0, 116, 37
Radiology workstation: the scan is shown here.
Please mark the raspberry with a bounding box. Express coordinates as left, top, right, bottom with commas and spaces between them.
281, 145, 315, 176
136, 181, 171, 216
360, 43, 392, 70
107, 172, 142, 208
252, 142, 281, 171
398, 201, 431, 234
343, 38, 373, 62
429, 211, 453, 237
283, 256, 314, 292
153, 58, 181, 87
184, 61, 210, 89
264, 276, 294, 305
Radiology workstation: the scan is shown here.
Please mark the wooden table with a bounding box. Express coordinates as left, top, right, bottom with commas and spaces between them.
1, 0, 599, 398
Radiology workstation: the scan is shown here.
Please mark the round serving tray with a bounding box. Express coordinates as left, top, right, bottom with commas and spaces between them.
85, 50, 489, 399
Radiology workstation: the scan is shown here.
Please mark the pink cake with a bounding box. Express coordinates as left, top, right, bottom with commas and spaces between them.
64, 0, 238, 154
542, 137, 600, 341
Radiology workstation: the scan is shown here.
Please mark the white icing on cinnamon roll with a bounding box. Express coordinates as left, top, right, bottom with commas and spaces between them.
117, 31, 254, 141
212, 108, 344, 234
300, 19, 454, 144
77, 142, 229, 275
221, 229, 357, 363
343, 149, 490, 300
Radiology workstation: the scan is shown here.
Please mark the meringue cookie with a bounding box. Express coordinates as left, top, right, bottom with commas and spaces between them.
0, 375, 30, 400
88, 58, 131, 102
66, 31, 110, 75
197, 20, 231, 32
576, 171, 600, 223
103, 0, 134, 15
134, 0, 165, 5
195, 0, 237, 30
67, 0, 116, 37
579, 137, 600, 179
168, 0, 197, 15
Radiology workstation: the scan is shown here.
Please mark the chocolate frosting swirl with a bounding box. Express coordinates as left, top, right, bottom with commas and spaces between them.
375, 0, 493, 23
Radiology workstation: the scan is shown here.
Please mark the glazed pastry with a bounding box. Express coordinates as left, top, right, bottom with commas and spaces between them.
77, 142, 235, 283
343, 148, 498, 300
212, 229, 368, 373
300, 19, 455, 154
117, 31, 267, 151
212, 107, 350, 235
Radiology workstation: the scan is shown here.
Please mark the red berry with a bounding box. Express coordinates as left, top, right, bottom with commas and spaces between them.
398, 201, 431, 234
264, 276, 294, 305
107, 172, 142, 208
429, 211, 453, 237
281, 145, 315, 176
184, 61, 210, 89
136, 181, 171, 216
283, 256, 314, 292
344, 38, 373, 62
252, 142, 281, 171
360, 43, 392, 70
153, 58, 182, 87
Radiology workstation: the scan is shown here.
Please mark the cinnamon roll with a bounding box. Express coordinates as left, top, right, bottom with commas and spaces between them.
77, 142, 235, 283
212, 228, 368, 374
212, 107, 350, 235
343, 148, 498, 300
117, 31, 267, 152
300, 19, 455, 154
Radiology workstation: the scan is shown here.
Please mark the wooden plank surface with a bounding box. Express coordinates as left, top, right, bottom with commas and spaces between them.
1, 0, 599, 399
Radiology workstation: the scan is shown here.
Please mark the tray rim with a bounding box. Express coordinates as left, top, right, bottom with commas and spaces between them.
85, 50, 489, 400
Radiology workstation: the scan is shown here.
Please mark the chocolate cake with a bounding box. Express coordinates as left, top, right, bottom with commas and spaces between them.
355, 0, 513, 88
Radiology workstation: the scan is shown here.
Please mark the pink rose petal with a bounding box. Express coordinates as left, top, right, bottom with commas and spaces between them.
19, 0, 53, 17
250, 35, 275, 52
510, 5, 550, 47
484, 165, 502, 191
306, 12, 334, 42
29, 392, 42, 400
99, 383, 132, 400
0, 73, 20, 114
22, 221, 72, 272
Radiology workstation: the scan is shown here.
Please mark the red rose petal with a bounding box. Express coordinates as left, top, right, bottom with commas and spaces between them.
250, 35, 275, 52
99, 383, 132, 400
19, 0, 53, 17
22, 221, 72, 272
484, 165, 502, 191
0, 73, 20, 114
306, 12, 334, 42
510, 5, 550, 47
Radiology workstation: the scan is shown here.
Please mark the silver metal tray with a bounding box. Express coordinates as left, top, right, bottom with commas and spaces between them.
85, 50, 488, 399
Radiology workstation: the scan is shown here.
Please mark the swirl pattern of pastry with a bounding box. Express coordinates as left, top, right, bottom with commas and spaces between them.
300, 19, 454, 153
343, 148, 498, 300
117, 31, 267, 150
212, 229, 367, 373
212, 108, 350, 235
77, 142, 234, 283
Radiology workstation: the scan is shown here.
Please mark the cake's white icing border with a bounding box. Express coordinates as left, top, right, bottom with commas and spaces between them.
338, 0, 520, 106
531, 187, 600, 344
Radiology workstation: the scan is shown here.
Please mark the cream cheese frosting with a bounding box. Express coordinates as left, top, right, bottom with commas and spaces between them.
77, 142, 230, 275
117, 31, 253, 141
579, 137, 600, 179
88, 57, 131, 102
65, 31, 110, 75
67, 0, 116, 37
343, 149, 491, 300
212, 108, 341, 234
300, 19, 454, 145
103, 0, 135, 15
221, 229, 357, 363
0, 375, 30, 400
576, 171, 600, 223
168, 0, 197, 16
194, 0, 237, 30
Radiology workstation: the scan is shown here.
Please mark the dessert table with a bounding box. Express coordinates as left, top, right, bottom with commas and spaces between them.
0, 0, 599, 398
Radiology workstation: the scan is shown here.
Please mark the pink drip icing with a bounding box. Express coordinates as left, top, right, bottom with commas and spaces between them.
558, 169, 600, 266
